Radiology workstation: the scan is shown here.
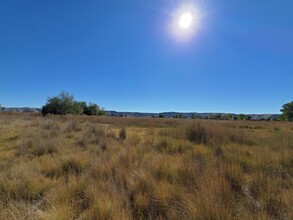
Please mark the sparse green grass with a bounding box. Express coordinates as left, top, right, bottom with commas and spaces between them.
0, 113, 292, 219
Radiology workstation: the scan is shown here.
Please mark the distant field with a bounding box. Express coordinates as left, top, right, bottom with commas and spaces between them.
0, 113, 292, 219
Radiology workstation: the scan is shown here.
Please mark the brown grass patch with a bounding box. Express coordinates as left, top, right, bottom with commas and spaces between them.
0, 113, 292, 219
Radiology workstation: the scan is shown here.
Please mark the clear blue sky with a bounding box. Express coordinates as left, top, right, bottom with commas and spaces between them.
1, 0, 293, 114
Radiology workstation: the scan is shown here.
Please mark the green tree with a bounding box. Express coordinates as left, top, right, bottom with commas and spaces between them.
41, 96, 62, 115
173, 114, 185, 119
191, 114, 198, 119
42, 91, 76, 115
210, 114, 222, 120
42, 92, 85, 115
58, 92, 83, 115
280, 101, 293, 121
238, 114, 245, 120
224, 114, 234, 120
238, 114, 250, 120
84, 103, 105, 116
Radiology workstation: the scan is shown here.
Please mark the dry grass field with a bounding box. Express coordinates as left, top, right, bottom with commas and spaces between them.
0, 113, 292, 219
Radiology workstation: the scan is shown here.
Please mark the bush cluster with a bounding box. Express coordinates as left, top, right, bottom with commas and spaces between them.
41, 91, 105, 116
281, 101, 293, 121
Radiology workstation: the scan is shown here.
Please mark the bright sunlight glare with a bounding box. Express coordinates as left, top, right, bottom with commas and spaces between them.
179, 13, 193, 29
170, 3, 201, 41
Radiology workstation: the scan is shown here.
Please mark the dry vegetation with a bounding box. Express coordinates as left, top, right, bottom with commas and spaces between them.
0, 113, 292, 219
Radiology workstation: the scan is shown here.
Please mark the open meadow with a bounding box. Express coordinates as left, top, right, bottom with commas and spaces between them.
0, 113, 292, 219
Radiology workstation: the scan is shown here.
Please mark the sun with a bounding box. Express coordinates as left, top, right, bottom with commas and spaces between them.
169, 4, 201, 41
179, 13, 193, 29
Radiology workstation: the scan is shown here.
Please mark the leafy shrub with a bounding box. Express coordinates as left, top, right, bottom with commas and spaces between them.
280, 101, 293, 121
84, 103, 105, 116
42, 91, 105, 116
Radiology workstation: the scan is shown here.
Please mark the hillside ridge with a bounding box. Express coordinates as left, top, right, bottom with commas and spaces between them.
1, 107, 279, 120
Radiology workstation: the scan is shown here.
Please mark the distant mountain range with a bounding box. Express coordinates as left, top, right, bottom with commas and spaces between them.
107, 111, 280, 121
1, 107, 280, 121
2, 107, 41, 113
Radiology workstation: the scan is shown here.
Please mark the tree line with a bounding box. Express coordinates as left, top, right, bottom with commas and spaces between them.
1, 95, 293, 121
41, 91, 105, 116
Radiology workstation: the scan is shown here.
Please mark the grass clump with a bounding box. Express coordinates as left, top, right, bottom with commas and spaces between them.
61, 157, 88, 177
186, 122, 208, 144
17, 137, 59, 157
119, 127, 127, 140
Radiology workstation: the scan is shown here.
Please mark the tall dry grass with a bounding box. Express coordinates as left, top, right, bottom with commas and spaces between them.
0, 113, 292, 219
